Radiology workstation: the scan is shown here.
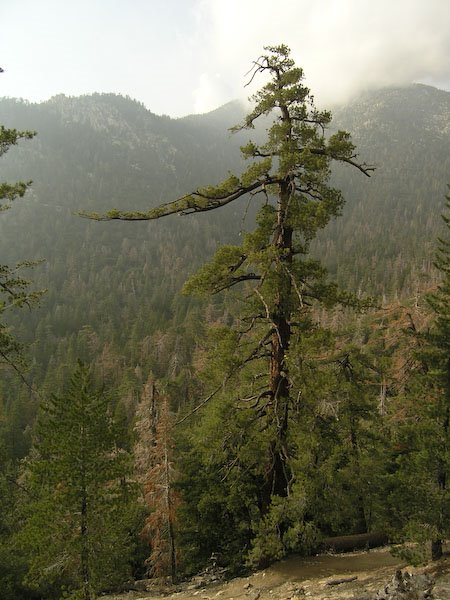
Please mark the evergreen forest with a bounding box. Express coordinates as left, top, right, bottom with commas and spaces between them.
0, 46, 448, 600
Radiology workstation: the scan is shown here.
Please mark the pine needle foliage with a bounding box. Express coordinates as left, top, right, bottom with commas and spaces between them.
18, 362, 135, 599
82, 45, 373, 566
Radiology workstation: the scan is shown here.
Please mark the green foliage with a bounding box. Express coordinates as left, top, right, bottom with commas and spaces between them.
426, 190, 450, 366
17, 362, 136, 599
175, 396, 260, 574
246, 490, 320, 568
0, 120, 41, 374
0, 124, 35, 212
183, 245, 246, 296
391, 522, 440, 566
0, 451, 37, 600
387, 192, 450, 560
0, 63, 448, 581
0, 260, 45, 372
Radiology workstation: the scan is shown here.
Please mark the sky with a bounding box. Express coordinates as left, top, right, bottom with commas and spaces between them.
1, 0, 449, 118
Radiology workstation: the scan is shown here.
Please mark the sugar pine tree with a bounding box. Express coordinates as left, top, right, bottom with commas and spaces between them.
83, 45, 372, 534
17, 362, 135, 600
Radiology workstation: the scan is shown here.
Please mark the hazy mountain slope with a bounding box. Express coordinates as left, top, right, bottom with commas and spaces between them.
320, 84, 450, 296
0, 95, 250, 427
0, 84, 448, 405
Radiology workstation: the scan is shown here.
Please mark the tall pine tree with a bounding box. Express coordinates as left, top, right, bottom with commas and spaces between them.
18, 362, 135, 599
83, 45, 373, 560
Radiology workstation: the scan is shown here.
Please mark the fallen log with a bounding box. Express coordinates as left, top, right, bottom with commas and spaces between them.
320, 532, 389, 553
326, 576, 358, 586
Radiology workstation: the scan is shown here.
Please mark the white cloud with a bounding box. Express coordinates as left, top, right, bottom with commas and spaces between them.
194, 0, 450, 110
193, 72, 232, 114
1, 0, 448, 116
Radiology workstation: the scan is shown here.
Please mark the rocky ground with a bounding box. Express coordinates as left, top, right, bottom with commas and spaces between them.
102, 548, 450, 600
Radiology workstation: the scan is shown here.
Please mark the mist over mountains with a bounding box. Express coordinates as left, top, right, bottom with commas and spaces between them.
0, 78, 449, 597
0, 83, 448, 393
1, 83, 448, 281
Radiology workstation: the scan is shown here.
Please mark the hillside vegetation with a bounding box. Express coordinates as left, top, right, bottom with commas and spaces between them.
0, 57, 449, 599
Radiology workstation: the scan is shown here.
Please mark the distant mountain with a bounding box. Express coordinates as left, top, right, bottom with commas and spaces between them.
319, 84, 450, 296
0, 84, 448, 401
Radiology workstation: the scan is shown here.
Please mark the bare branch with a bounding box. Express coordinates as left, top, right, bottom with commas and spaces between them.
175, 378, 229, 425
279, 261, 304, 308
308, 148, 375, 177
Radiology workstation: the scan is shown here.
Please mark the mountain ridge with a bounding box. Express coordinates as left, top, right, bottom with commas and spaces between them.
0, 83, 448, 397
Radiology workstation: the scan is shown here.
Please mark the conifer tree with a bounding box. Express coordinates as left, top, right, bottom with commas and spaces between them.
83, 45, 373, 552
389, 190, 449, 563
135, 378, 179, 580
0, 76, 43, 597
425, 192, 450, 559
83, 45, 372, 523
18, 362, 135, 599
134, 375, 159, 484
0, 111, 40, 373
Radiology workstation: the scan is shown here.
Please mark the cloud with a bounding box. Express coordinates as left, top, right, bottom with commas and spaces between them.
193, 73, 233, 114
1, 0, 448, 117
193, 0, 450, 109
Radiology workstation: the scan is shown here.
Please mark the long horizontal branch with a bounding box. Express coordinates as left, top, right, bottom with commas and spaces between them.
80, 178, 277, 221
80, 146, 372, 222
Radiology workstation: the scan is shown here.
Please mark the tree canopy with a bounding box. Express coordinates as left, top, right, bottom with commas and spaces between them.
0, 105, 41, 374
83, 45, 374, 555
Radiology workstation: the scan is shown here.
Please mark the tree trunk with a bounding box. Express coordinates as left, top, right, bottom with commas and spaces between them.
266, 180, 293, 502
431, 538, 443, 561
432, 366, 449, 562
81, 478, 90, 600
164, 445, 177, 582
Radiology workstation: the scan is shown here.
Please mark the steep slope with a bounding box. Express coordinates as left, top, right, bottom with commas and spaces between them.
319, 84, 450, 296
0, 85, 448, 419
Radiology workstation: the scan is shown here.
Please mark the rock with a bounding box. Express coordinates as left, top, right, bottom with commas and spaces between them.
132, 578, 152, 591
186, 583, 201, 590
289, 587, 306, 599
374, 569, 434, 600
432, 573, 450, 600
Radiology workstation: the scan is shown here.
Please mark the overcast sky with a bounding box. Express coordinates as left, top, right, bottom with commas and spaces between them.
1, 0, 449, 117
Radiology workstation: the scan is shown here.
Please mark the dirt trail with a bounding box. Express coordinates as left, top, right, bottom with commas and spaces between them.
103, 548, 450, 600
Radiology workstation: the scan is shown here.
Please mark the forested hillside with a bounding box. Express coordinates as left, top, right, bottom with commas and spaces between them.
0, 59, 449, 600
323, 84, 450, 296
0, 84, 447, 392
